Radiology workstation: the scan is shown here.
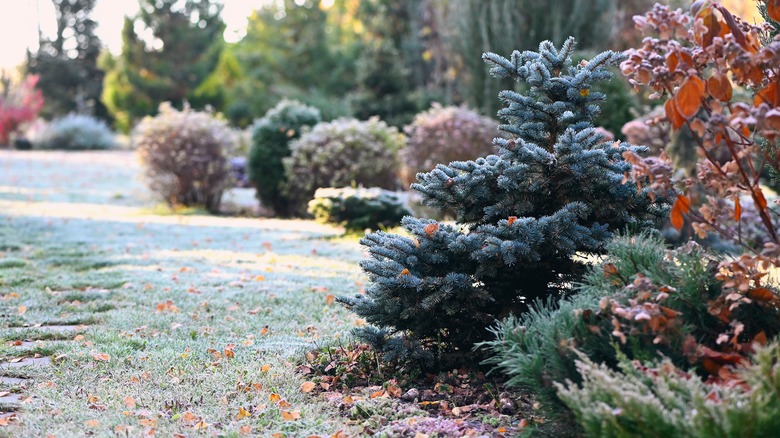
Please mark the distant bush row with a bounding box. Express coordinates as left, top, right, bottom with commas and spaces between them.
128, 99, 503, 223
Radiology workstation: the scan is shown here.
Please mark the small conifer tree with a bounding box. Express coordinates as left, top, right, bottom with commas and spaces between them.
338, 38, 665, 367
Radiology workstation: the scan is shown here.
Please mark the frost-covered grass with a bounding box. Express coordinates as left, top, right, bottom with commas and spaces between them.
0, 150, 367, 436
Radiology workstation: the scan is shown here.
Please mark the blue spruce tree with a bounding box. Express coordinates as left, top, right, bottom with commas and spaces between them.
338, 38, 665, 367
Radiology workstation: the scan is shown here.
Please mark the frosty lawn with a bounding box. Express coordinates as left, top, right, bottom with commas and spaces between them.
0, 150, 368, 436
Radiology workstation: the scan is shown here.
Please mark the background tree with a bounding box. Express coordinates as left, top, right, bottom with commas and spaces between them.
228, 0, 358, 121
102, 0, 224, 132
26, 0, 107, 120
445, 0, 621, 117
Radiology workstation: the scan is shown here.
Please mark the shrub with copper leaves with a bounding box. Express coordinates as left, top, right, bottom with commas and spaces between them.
134, 103, 236, 213
400, 104, 499, 188
620, 1, 780, 264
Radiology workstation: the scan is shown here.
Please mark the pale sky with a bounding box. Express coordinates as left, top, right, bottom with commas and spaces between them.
0, 0, 262, 71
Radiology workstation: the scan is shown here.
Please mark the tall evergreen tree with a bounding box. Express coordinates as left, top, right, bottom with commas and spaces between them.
338, 38, 665, 367
26, 0, 107, 119
229, 0, 357, 120
102, 0, 224, 131
447, 0, 621, 116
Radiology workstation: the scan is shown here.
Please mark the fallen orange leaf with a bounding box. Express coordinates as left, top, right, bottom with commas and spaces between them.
278, 399, 292, 409
236, 406, 251, 420
91, 352, 110, 362
139, 418, 157, 428
281, 410, 301, 421
181, 411, 198, 423
84, 420, 100, 428
301, 381, 316, 393
386, 384, 402, 398
261, 364, 271, 373
123, 396, 136, 408
17, 305, 26, 315
155, 300, 180, 313
269, 393, 281, 403
325, 294, 335, 305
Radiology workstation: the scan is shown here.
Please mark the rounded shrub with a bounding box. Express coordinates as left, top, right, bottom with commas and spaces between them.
400, 104, 499, 188
283, 117, 406, 216
248, 99, 321, 217
134, 103, 236, 213
308, 187, 411, 233
33, 113, 115, 150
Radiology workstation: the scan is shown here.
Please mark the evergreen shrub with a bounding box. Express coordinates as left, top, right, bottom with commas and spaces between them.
248, 99, 321, 216
33, 113, 115, 150
283, 117, 405, 217
400, 104, 499, 188
134, 103, 235, 213
557, 343, 780, 437
338, 38, 664, 369
308, 187, 411, 233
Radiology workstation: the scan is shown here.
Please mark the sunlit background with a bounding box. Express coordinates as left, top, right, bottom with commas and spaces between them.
0, 0, 261, 71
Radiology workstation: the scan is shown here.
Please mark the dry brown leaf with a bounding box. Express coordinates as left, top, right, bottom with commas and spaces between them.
281, 410, 301, 421
670, 195, 691, 231
386, 384, 402, 398
675, 76, 705, 119
269, 393, 281, 403
155, 300, 180, 313
325, 294, 335, 305
181, 411, 198, 423
708, 72, 732, 102
236, 406, 251, 420
664, 98, 685, 130
139, 418, 157, 428
301, 381, 316, 393
90, 352, 110, 362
